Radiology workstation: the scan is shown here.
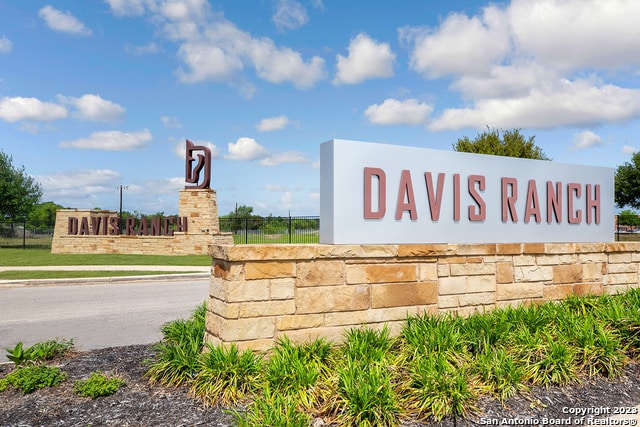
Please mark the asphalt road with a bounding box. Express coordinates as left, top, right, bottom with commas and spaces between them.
0, 278, 210, 363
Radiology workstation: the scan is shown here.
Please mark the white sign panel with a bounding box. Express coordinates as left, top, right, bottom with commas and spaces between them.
320, 139, 614, 244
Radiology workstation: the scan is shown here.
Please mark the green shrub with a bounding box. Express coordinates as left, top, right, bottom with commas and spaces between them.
1, 365, 67, 394
232, 387, 310, 427
73, 371, 125, 398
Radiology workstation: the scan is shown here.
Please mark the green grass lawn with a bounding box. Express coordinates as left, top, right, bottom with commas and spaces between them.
0, 270, 202, 280
0, 248, 211, 267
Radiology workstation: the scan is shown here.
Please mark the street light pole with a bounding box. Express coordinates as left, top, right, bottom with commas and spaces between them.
117, 184, 129, 234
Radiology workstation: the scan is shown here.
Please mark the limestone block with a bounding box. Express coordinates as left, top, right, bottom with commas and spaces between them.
217, 317, 276, 342
573, 282, 603, 297
276, 314, 324, 331
457, 292, 495, 307
208, 297, 239, 319
513, 256, 536, 266
210, 277, 227, 301
277, 326, 348, 345
239, 300, 296, 318
297, 260, 345, 287
467, 275, 496, 293
605, 273, 639, 285
523, 243, 545, 254
212, 261, 244, 280
543, 284, 574, 301
439, 276, 466, 295
605, 242, 640, 253
553, 264, 582, 284
606, 263, 637, 274
497, 282, 543, 300
604, 284, 630, 295
245, 262, 295, 279
536, 255, 578, 265
456, 244, 496, 255
438, 295, 459, 309
576, 243, 605, 253
324, 305, 428, 327
545, 243, 575, 254
296, 285, 370, 314
579, 253, 607, 263
496, 244, 522, 255
397, 244, 456, 257
346, 264, 417, 284
450, 263, 495, 276
437, 264, 450, 277
316, 245, 398, 259
269, 279, 295, 300
230, 339, 275, 353
582, 263, 604, 281
496, 262, 514, 284
608, 253, 633, 264
418, 263, 438, 281
371, 281, 437, 308
514, 265, 553, 282
226, 279, 271, 302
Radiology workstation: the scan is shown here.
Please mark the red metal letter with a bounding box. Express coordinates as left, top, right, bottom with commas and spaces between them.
468, 175, 486, 221
395, 170, 418, 220
424, 172, 445, 221
364, 167, 386, 219
501, 178, 518, 223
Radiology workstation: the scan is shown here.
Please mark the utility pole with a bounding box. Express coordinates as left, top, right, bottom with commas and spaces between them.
117, 184, 129, 234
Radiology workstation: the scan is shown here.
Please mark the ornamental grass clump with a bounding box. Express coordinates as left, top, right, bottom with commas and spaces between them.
146, 302, 206, 387
406, 351, 475, 421
190, 343, 263, 406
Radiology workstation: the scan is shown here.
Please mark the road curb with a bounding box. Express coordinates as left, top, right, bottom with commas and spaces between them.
0, 273, 210, 288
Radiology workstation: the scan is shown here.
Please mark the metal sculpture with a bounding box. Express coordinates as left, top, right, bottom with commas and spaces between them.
185, 139, 211, 189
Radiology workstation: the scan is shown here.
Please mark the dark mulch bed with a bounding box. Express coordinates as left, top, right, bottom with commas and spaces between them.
1, 344, 639, 427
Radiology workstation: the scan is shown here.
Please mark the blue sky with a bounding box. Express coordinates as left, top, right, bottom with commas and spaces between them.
1, 0, 639, 217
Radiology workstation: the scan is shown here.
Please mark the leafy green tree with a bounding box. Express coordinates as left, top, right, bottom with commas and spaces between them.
0, 150, 43, 219
615, 152, 640, 210
28, 202, 63, 227
453, 128, 551, 160
618, 209, 640, 228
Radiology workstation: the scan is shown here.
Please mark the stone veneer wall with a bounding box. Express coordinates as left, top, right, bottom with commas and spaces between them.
51, 189, 232, 255
205, 242, 640, 351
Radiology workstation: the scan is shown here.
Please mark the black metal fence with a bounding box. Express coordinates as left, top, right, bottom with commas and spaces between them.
0, 220, 54, 249
219, 216, 319, 244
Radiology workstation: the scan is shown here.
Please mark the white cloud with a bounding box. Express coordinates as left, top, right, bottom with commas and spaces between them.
401, 0, 640, 131
623, 145, 637, 155
263, 184, 289, 191
259, 151, 307, 167
125, 42, 161, 55
256, 115, 291, 132
224, 137, 269, 161
38, 5, 92, 36
107, 0, 326, 90
37, 169, 121, 199
334, 33, 395, 85
428, 79, 640, 131
105, 0, 147, 16
0, 36, 12, 53
365, 98, 433, 126
162, 116, 183, 128
400, 5, 510, 78
0, 96, 68, 122
509, 0, 640, 70
280, 191, 294, 206
59, 129, 152, 151
572, 130, 605, 151
175, 140, 219, 158
57, 94, 125, 121
272, 0, 308, 31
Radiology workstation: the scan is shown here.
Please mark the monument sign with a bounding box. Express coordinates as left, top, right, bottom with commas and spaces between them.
320, 139, 614, 244
51, 139, 232, 255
